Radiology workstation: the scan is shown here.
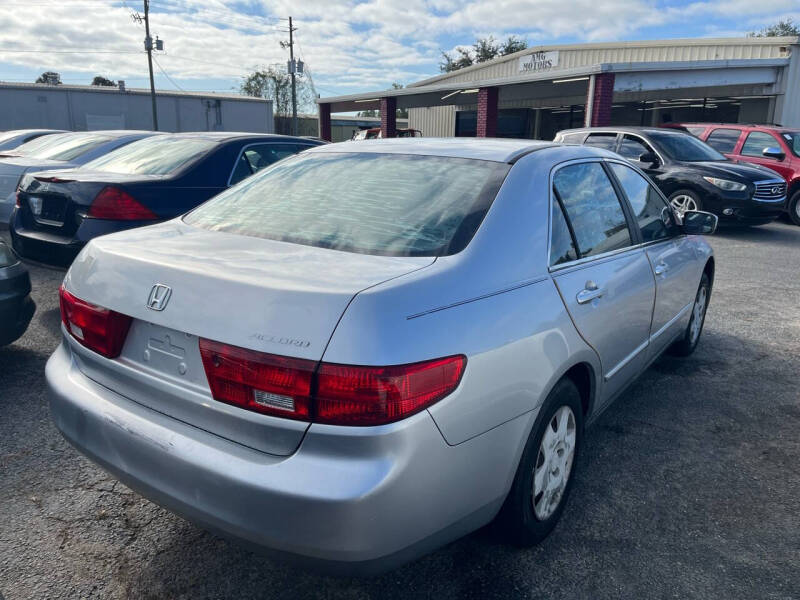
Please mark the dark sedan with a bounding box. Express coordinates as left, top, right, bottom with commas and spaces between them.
10, 132, 323, 265
0, 239, 34, 346
555, 126, 787, 225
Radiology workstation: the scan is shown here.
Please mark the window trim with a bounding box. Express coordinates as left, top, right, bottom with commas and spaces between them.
582, 131, 621, 152
226, 141, 317, 187
618, 132, 666, 166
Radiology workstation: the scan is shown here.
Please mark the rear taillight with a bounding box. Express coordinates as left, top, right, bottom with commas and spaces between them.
315, 357, 466, 425
199, 338, 466, 426
199, 339, 316, 420
15, 190, 21, 207
88, 186, 157, 220
59, 286, 132, 358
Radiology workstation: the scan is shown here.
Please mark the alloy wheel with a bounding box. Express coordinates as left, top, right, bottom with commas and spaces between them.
670, 194, 698, 215
690, 284, 708, 344
532, 405, 576, 520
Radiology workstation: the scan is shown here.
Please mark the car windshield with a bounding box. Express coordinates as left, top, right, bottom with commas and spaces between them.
81, 136, 215, 175
648, 131, 726, 162
32, 133, 112, 161
184, 151, 509, 257
781, 131, 800, 157
0, 131, 26, 144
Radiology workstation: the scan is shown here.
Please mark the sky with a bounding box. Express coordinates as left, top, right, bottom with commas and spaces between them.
0, 0, 797, 106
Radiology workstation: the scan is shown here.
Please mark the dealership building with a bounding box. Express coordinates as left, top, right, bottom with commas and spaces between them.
317, 36, 800, 140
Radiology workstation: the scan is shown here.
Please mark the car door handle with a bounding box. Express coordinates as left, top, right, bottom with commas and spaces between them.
654, 262, 669, 276
576, 287, 606, 304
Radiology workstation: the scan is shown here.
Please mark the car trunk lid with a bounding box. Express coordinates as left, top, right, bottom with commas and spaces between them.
63, 220, 434, 455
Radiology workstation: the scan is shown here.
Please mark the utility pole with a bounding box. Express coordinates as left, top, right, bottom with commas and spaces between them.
288, 16, 297, 136
143, 0, 158, 130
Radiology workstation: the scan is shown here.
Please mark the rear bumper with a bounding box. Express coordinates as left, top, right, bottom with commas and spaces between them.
46, 341, 531, 574
10, 207, 158, 266
0, 261, 35, 345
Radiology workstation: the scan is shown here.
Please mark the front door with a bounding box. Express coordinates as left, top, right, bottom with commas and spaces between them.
607, 161, 698, 356
549, 161, 655, 405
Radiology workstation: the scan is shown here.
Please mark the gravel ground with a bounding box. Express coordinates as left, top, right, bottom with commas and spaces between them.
1, 223, 799, 600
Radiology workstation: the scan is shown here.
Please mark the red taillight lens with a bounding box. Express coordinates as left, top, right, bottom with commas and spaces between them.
15, 190, 21, 207
88, 186, 157, 220
59, 286, 132, 358
198, 338, 466, 426
199, 339, 316, 420
315, 356, 466, 425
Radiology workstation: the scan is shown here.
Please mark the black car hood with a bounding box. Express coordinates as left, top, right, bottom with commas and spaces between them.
684, 161, 781, 182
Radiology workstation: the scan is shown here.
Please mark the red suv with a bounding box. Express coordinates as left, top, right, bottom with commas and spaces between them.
665, 123, 800, 225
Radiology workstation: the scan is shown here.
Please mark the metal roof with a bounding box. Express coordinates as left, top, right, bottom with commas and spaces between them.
0, 81, 267, 102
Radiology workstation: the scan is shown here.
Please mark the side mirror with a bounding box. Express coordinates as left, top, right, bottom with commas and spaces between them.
762, 147, 785, 161
638, 151, 658, 166
683, 210, 718, 235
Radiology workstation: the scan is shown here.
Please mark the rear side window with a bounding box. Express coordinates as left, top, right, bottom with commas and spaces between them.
553, 162, 632, 259
185, 152, 509, 257
741, 132, 779, 158
609, 163, 680, 243
685, 127, 707, 137
229, 143, 312, 185
549, 200, 578, 266
584, 133, 617, 150
706, 128, 741, 153
617, 135, 652, 160
558, 132, 586, 144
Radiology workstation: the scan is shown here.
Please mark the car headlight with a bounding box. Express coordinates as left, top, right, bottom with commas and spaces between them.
702, 176, 747, 192
0, 241, 19, 267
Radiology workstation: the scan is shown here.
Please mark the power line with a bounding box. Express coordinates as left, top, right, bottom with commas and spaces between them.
152, 54, 184, 91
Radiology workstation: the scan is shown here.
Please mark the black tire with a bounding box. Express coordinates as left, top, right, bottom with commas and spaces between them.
788, 190, 800, 227
668, 189, 703, 214
669, 272, 711, 357
497, 378, 584, 546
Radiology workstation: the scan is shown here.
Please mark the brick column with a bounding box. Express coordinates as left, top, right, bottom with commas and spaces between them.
477, 87, 499, 137
380, 97, 397, 138
587, 73, 615, 127
319, 103, 332, 142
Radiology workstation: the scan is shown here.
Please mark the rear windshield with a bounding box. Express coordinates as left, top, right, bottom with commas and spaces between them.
82, 137, 216, 175
8, 132, 74, 157
184, 152, 509, 257
648, 131, 725, 162
33, 133, 112, 161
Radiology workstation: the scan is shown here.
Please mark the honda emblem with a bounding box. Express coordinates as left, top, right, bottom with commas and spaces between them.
147, 284, 172, 311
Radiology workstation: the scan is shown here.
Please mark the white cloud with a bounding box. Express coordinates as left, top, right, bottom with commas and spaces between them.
0, 0, 795, 96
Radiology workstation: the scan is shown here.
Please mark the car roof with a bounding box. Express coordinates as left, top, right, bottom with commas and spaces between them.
147, 132, 312, 142
557, 126, 681, 137
307, 137, 561, 162
670, 122, 799, 132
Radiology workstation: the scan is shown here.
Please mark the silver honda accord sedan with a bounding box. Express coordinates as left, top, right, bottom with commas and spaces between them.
47, 138, 717, 574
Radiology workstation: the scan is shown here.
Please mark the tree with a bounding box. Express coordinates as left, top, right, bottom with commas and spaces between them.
439, 35, 528, 73
748, 18, 799, 37
241, 65, 316, 116
91, 75, 116, 86
35, 71, 61, 85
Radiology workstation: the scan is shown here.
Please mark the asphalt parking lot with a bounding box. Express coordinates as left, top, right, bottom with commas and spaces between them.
1, 223, 799, 600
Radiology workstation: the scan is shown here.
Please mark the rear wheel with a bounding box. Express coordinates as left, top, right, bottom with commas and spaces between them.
788, 190, 800, 227
670, 272, 711, 357
668, 189, 702, 216
498, 378, 584, 546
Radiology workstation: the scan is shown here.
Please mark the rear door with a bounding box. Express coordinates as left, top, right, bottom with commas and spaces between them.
704, 127, 743, 160
606, 161, 697, 356
549, 160, 655, 406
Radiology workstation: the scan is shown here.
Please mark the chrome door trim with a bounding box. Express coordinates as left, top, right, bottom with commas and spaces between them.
649, 301, 692, 343
604, 338, 649, 381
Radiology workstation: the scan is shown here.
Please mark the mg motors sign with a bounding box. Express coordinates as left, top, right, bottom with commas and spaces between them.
518, 50, 559, 73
